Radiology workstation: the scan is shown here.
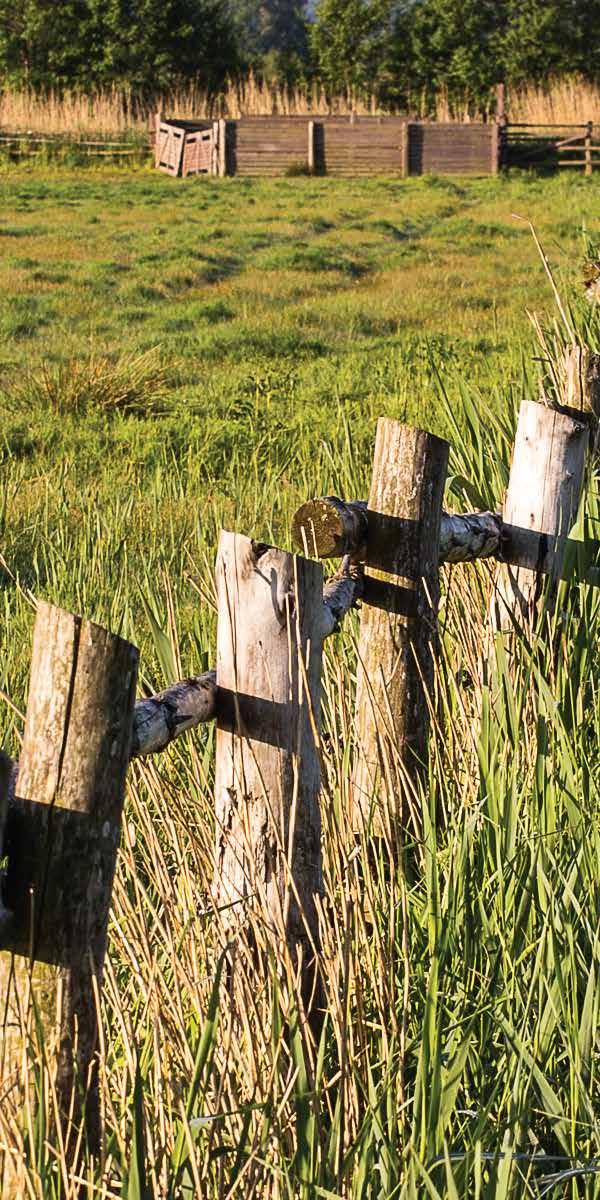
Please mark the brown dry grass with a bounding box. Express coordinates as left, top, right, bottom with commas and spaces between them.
3, 74, 600, 137
509, 75, 600, 125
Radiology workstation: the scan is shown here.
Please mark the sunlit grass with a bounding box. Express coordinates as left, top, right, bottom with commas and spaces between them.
0, 168, 599, 1197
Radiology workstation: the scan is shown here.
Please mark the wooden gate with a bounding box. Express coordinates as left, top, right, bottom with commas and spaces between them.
182, 128, 214, 176
154, 119, 216, 177
155, 121, 186, 176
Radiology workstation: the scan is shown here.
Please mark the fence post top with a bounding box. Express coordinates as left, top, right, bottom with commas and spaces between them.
34, 598, 139, 657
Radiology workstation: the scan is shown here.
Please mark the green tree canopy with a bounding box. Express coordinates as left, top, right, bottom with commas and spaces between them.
0, 0, 238, 92
310, 0, 393, 97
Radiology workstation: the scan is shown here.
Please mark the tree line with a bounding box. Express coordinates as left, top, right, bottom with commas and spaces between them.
1, 0, 599, 108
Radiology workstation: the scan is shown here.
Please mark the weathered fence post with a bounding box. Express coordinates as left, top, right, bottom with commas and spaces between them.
211, 120, 219, 176
153, 108, 163, 167
213, 532, 324, 1021
585, 120, 593, 176
562, 343, 600, 454
490, 399, 589, 635
400, 121, 410, 178
0, 602, 138, 1181
308, 119, 315, 173
351, 420, 449, 836
218, 118, 227, 176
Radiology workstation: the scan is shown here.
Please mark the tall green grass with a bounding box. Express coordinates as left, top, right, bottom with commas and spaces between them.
0, 174, 599, 1198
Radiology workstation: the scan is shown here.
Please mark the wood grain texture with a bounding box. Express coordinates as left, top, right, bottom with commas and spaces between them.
213, 533, 324, 1011
0, 602, 138, 1168
351, 421, 448, 834
490, 400, 589, 633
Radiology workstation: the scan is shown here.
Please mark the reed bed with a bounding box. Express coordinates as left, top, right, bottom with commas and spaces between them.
4, 74, 600, 138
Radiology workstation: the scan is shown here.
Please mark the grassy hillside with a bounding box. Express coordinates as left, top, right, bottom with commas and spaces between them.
0, 167, 597, 671
0, 167, 599, 1197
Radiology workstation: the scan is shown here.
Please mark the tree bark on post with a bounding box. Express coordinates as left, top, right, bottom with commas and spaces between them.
351, 421, 449, 837
213, 532, 324, 1022
0, 602, 138, 1184
490, 400, 589, 636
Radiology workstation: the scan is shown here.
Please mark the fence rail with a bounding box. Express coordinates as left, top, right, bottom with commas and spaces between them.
1, 346, 599, 1188
503, 120, 600, 173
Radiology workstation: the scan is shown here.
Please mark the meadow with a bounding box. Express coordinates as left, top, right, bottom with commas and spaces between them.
1, 165, 599, 1197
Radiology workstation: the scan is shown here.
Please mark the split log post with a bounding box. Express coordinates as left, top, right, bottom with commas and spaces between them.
0, 602, 138, 1179
213, 532, 324, 1023
562, 344, 600, 453
351, 420, 449, 836
490, 399, 590, 636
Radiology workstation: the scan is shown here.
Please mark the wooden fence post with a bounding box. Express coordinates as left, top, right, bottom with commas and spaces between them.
154, 108, 163, 167
213, 532, 324, 1020
351, 420, 449, 837
211, 120, 219, 176
585, 121, 593, 176
490, 400, 589, 636
491, 119, 500, 175
308, 119, 315, 173
0, 603, 138, 1179
218, 118, 227, 176
400, 121, 410, 178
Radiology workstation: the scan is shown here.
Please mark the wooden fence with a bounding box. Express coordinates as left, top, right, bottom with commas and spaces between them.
1, 361, 598, 1186
504, 121, 600, 173
154, 113, 499, 178
0, 131, 146, 160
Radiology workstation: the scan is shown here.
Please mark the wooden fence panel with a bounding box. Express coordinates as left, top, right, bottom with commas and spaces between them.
318, 118, 406, 176
408, 123, 494, 176
233, 117, 310, 176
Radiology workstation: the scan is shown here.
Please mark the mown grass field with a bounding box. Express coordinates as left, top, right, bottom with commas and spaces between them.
1, 165, 599, 1198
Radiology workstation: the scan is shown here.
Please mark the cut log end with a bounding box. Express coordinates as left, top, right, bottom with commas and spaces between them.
292, 497, 367, 560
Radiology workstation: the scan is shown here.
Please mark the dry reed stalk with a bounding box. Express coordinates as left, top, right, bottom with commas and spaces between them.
508, 75, 600, 125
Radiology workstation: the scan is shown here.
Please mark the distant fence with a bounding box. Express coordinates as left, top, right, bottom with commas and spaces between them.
0, 131, 146, 161
3, 114, 599, 176
1, 343, 599, 1184
504, 122, 600, 174
154, 114, 499, 178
